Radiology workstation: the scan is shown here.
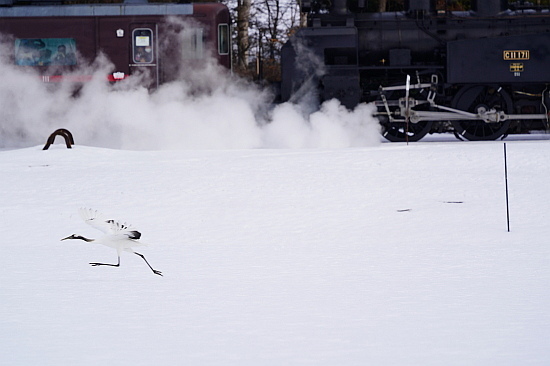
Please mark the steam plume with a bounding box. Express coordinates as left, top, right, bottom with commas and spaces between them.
0, 26, 380, 150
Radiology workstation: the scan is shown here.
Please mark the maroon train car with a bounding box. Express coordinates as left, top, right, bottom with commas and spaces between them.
0, 0, 231, 86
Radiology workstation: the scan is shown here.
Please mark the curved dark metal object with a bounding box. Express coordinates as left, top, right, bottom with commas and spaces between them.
43, 129, 74, 150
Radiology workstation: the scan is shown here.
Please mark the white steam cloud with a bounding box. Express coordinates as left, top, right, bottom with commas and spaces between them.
0, 24, 380, 150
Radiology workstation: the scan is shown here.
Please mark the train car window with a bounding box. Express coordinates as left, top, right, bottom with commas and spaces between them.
14, 38, 77, 66
181, 28, 204, 60
218, 24, 229, 55
133, 29, 154, 64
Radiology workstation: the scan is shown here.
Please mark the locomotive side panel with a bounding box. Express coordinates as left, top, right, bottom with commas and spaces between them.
447, 33, 550, 84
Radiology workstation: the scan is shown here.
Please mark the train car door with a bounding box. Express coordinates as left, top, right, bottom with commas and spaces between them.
129, 24, 159, 88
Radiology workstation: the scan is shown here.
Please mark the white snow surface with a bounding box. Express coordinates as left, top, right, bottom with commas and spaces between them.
1, 139, 550, 365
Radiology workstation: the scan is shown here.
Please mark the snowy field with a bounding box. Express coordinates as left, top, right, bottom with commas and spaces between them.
1, 32, 550, 364
1, 137, 550, 365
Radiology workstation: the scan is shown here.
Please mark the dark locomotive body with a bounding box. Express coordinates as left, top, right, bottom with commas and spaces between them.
0, 0, 230, 88
281, 0, 550, 141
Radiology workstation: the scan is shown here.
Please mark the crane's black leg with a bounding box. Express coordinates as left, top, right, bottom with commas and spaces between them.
90, 256, 120, 267
134, 252, 163, 276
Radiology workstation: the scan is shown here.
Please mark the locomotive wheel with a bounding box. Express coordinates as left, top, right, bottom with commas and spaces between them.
451, 85, 512, 141
380, 120, 433, 142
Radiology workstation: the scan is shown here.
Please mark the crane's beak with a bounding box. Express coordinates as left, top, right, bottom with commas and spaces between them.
61, 235, 72, 241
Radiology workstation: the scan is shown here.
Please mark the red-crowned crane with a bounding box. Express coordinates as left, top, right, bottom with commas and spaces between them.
62, 208, 162, 276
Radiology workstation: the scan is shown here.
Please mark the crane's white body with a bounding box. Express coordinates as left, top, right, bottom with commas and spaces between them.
62, 208, 162, 276
78, 208, 146, 254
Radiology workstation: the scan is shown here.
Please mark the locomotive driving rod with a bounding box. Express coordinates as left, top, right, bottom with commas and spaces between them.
377, 76, 549, 124
375, 97, 549, 124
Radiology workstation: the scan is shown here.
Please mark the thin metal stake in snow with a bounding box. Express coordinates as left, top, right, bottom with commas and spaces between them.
405, 74, 411, 145
504, 143, 510, 232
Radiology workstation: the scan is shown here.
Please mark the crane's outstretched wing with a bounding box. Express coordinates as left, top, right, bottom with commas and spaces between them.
78, 208, 141, 239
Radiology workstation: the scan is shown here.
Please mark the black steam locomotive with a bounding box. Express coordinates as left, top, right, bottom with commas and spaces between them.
281, 0, 550, 141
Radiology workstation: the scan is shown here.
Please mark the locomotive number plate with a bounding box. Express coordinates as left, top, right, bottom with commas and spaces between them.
503, 50, 530, 60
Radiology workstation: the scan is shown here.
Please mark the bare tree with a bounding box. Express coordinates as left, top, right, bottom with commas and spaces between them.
236, 0, 252, 72
255, 0, 300, 58
240, 0, 299, 80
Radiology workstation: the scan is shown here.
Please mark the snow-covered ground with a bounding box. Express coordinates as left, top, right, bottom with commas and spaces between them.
1, 137, 550, 365
1, 31, 550, 364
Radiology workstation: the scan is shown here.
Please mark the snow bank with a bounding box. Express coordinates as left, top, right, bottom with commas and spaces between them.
1, 140, 549, 365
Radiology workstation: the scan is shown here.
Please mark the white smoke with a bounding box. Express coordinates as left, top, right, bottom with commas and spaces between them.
0, 25, 380, 150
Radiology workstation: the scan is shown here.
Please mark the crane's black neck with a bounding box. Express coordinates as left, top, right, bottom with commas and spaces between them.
69, 235, 95, 242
